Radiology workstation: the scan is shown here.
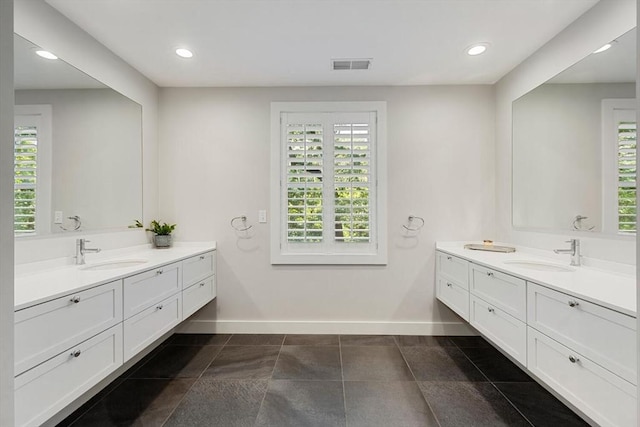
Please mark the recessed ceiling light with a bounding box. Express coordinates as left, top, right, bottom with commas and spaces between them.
35, 50, 58, 60
466, 43, 489, 56
175, 48, 193, 58
593, 43, 612, 54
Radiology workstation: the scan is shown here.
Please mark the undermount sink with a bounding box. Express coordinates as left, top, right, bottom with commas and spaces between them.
502, 260, 575, 272
80, 259, 148, 271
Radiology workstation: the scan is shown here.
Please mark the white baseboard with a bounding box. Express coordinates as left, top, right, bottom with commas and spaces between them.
176, 320, 477, 336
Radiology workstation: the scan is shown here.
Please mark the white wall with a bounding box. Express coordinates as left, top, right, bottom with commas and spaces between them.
160, 85, 495, 334
495, 0, 637, 265
15, 88, 143, 233
13, 0, 159, 262
0, 1, 14, 424
513, 82, 634, 232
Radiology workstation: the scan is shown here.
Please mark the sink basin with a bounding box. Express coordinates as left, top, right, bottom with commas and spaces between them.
503, 260, 575, 272
80, 259, 148, 271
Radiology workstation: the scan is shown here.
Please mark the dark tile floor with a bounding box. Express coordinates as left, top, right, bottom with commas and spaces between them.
59, 334, 589, 427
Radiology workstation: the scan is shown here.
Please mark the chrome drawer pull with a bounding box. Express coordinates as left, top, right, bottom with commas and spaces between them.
156, 269, 164, 275
486, 271, 494, 277
568, 300, 579, 308
568, 355, 579, 364
199, 282, 206, 287
156, 304, 164, 310
446, 282, 453, 288
200, 255, 205, 260
70, 296, 81, 304
70, 350, 81, 358
446, 256, 452, 260
488, 307, 495, 313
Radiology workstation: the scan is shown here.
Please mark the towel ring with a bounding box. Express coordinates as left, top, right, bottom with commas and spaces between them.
572, 215, 594, 231
403, 215, 424, 232
60, 215, 82, 231
231, 215, 252, 232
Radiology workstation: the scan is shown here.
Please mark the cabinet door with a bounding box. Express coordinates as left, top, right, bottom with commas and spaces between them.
183, 276, 216, 319
15, 280, 122, 376
436, 252, 469, 288
182, 251, 216, 289
123, 261, 181, 319
527, 327, 636, 427
527, 282, 636, 384
436, 277, 469, 321
470, 295, 526, 365
470, 264, 526, 321
123, 293, 182, 361
15, 324, 123, 427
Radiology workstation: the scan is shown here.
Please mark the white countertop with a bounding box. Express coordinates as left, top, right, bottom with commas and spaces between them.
15, 242, 216, 311
436, 242, 636, 318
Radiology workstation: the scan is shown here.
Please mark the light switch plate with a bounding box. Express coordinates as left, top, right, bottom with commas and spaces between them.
54, 211, 63, 224
258, 210, 267, 223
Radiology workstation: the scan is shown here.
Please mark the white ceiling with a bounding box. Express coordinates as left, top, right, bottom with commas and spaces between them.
45, 0, 600, 87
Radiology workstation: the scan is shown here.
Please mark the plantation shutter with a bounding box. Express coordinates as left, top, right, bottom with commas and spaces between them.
334, 119, 373, 243
281, 111, 376, 255
618, 121, 637, 234
285, 119, 324, 243
14, 125, 38, 235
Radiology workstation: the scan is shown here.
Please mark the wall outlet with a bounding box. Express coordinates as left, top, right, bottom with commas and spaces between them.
258, 210, 267, 223
54, 211, 63, 224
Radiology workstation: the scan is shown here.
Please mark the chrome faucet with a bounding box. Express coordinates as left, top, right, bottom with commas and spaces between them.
75, 238, 101, 265
553, 238, 580, 266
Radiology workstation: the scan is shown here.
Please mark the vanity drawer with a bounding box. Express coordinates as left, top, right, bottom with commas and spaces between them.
470, 295, 526, 365
436, 277, 469, 321
123, 261, 181, 319
436, 252, 469, 288
182, 251, 216, 289
183, 276, 216, 319
14, 280, 122, 376
527, 327, 636, 427
15, 324, 123, 427
123, 292, 182, 361
527, 282, 636, 384
470, 264, 526, 321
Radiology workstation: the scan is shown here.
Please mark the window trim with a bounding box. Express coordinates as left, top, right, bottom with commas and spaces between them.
270, 101, 387, 265
602, 99, 636, 235
14, 104, 52, 237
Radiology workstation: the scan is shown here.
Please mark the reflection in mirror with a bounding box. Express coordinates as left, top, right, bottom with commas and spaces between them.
13, 34, 143, 237
512, 28, 636, 236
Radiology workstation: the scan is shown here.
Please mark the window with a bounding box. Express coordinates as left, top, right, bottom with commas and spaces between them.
14, 105, 52, 236
602, 99, 636, 234
271, 102, 387, 264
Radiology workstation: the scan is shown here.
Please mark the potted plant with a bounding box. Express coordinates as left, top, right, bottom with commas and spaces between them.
146, 220, 176, 248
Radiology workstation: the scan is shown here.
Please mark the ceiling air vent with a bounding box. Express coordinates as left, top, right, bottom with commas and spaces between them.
332, 58, 371, 71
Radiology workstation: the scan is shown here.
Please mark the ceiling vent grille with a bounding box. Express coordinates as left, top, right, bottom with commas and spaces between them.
332, 58, 371, 71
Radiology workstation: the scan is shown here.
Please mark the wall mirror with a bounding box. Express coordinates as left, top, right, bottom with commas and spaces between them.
512, 27, 636, 236
13, 34, 143, 237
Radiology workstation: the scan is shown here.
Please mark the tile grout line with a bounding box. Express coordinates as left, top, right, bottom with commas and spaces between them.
160, 334, 233, 427
452, 339, 535, 427
392, 336, 443, 427
68, 340, 171, 426
251, 334, 286, 426
339, 335, 349, 427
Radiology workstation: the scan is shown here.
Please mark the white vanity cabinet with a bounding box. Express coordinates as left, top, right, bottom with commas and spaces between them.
434, 247, 637, 427
435, 252, 470, 321
468, 265, 527, 365
14, 281, 123, 427
14, 279, 122, 376
14, 245, 217, 427
182, 251, 217, 319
